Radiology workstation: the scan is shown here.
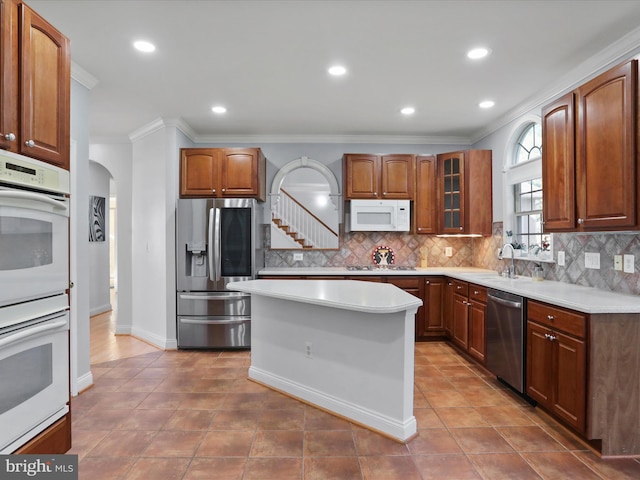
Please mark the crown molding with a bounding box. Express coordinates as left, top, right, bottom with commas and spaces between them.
190, 133, 471, 145
471, 24, 640, 144
71, 61, 99, 90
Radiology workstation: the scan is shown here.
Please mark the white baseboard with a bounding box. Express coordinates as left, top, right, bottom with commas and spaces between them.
89, 303, 112, 317
115, 324, 132, 335
130, 325, 177, 350
249, 366, 417, 442
75, 371, 94, 396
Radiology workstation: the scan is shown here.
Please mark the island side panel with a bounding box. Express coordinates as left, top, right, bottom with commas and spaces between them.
588, 313, 640, 457
248, 295, 417, 441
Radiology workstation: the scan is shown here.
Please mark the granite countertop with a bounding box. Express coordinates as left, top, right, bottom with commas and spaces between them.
258, 267, 640, 315
228, 279, 423, 314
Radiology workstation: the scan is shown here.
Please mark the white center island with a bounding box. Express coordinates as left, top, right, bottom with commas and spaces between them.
228, 279, 423, 442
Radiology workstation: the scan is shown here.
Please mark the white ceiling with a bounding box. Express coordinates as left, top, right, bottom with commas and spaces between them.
28, 0, 640, 143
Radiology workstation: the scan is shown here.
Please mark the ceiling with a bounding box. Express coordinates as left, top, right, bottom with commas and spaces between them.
28, 0, 640, 143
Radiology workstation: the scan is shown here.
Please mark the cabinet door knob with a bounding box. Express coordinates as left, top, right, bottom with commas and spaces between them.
373, 192, 377, 197
382, 192, 386, 196
426, 281, 430, 284
2, 132, 16, 141
212, 189, 216, 193
25, 139, 35, 148
222, 188, 225, 193
577, 218, 584, 225
474, 290, 479, 294
459, 226, 463, 231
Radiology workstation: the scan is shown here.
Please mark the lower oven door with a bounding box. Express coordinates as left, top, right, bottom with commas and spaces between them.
0, 189, 70, 307
0, 311, 69, 453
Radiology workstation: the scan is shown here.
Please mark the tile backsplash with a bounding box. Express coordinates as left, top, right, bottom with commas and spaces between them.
265, 223, 640, 296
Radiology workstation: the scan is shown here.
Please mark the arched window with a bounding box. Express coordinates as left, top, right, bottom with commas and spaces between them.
503, 121, 552, 261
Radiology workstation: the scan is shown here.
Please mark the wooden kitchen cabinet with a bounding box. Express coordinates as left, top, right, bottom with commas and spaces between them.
343, 153, 415, 200
180, 148, 266, 201
0, 0, 70, 168
386, 276, 424, 339
443, 279, 454, 336
451, 280, 469, 350
542, 59, 638, 232
467, 284, 487, 364
422, 276, 444, 336
437, 150, 492, 235
414, 155, 438, 234
446, 279, 486, 362
526, 300, 587, 433
14, 412, 71, 454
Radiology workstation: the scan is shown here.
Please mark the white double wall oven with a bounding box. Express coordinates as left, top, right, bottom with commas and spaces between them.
0, 150, 71, 453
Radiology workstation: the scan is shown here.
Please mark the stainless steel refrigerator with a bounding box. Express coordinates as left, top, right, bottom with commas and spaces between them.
176, 198, 264, 348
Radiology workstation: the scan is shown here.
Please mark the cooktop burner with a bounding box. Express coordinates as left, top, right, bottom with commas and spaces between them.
345, 265, 416, 271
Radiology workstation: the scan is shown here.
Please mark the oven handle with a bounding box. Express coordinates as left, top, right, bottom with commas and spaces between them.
0, 190, 69, 213
0, 320, 67, 348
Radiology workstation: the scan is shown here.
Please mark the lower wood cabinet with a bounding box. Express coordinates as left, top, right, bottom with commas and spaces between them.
386, 277, 424, 339
467, 285, 487, 364
422, 277, 444, 336
526, 300, 587, 433
13, 412, 71, 454
451, 280, 469, 350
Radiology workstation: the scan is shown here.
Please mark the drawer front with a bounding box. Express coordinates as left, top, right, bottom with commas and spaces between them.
469, 284, 487, 303
528, 300, 586, 338
386, 277, 419, 289
452, 280, 469, 297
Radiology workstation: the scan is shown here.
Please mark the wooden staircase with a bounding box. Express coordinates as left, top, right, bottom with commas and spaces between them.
272, 216, 313, 248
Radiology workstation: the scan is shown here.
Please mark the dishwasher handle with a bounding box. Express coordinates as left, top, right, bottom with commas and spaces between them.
488, 294, 522, 309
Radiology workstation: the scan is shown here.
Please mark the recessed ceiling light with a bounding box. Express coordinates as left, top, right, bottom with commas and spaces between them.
467, 47, 490, 60
400, 107, 415, 115
211, 106, 227, 114
133, 40, 156, 53
328, 65, 347, 76
479, 100, 495, 109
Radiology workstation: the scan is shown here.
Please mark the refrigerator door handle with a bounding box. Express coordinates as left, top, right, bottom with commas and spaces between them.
208, 207, 222, 282
213, 207, 222, 281
178, 293, 250, 301
179, 316, 251, 325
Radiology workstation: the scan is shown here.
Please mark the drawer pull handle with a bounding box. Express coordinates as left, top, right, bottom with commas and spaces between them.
544, 333, 556, 341
547, 315, 554, 321
474, 290, 480, 294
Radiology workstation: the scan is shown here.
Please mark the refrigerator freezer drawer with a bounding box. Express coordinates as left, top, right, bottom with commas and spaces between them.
177, 291, 251, 316
177, 316, 251, 349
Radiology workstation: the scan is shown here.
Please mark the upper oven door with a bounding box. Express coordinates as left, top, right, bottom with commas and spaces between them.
0, 189, 69, 307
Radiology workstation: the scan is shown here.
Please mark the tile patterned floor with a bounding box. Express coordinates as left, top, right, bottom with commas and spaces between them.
71, 342, 640, 479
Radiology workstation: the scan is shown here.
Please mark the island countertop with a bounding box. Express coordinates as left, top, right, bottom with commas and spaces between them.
258, 267, 640, 314
228, 279, 423, 314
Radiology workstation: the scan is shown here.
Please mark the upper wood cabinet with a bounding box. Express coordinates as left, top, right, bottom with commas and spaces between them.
542, 59, 638, 232
180, 148, 266, 201
0, 0, 70, 169
437, 150, 492, 235
343, 153, 415, 200
415, 155, 437, 234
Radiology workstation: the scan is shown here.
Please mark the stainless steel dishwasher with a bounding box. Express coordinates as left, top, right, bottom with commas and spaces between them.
486, 289, 526, 393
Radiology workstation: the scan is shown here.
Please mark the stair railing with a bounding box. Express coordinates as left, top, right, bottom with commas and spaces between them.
272, 188, 339, 248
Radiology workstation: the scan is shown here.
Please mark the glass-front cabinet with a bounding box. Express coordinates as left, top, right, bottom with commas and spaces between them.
437, 150, 493, 236
441, 152, 464, 233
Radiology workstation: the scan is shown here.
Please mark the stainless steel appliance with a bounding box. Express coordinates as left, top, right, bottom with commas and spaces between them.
176, 198, 263, 348
349, 199, 411, 232
486, 289, 526, 393
0, 150, 70, 453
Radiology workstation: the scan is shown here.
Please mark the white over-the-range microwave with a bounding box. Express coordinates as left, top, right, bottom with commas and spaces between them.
348, 199, 411, 232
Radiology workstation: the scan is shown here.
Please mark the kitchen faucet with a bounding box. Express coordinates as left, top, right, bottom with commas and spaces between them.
499, 243, 517, 278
